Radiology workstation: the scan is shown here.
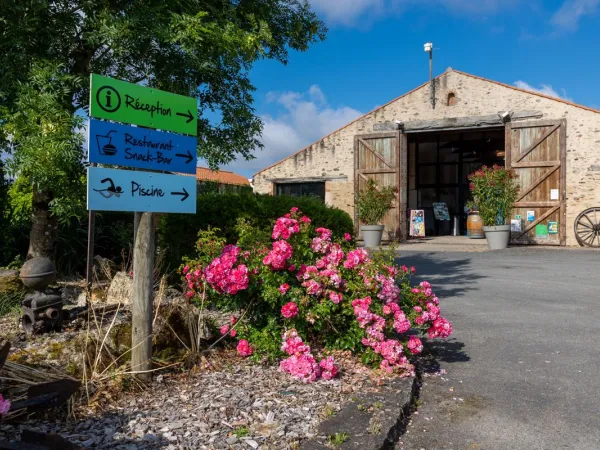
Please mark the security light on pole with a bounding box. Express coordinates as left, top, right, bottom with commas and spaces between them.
424, 42, 435, 108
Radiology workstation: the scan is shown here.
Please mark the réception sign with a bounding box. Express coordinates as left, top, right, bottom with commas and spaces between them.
89, 74, 197, 135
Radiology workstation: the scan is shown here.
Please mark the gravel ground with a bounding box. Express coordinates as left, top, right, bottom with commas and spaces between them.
1, 353, 391, 449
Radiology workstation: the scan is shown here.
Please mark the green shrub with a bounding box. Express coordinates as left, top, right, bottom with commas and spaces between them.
158, 193, 353, 273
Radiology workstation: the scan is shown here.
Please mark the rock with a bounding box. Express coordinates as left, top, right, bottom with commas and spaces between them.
154, 287, 185, 306
0, 269, 24, 316
226, 436, 239, 445
0, 269, 21, 295
106, 272, 133, 305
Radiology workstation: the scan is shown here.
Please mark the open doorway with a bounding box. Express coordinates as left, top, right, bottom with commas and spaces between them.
407, 128, 505, 237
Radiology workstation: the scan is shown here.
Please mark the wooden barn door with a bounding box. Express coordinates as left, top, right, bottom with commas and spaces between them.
506, 120, 566, 245
354, 132, 407, 241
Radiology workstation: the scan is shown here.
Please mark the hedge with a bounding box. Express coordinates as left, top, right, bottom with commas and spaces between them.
158, 193, 354, 273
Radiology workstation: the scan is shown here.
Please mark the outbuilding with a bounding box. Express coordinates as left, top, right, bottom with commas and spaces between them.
253, 68, 600, 246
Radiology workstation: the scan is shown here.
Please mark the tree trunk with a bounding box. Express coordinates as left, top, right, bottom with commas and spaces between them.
27, 188, 58, 261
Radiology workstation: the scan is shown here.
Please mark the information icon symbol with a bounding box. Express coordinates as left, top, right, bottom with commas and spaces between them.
96, 85, 121, 113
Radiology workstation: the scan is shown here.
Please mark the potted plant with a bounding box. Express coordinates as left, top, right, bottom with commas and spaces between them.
468, 165, 519, 250
355, 179, 396, 249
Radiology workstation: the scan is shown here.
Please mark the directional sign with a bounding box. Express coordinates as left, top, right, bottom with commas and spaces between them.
90, 74, 197, 135
87, 166, 196, 214
88, 119, 197, 174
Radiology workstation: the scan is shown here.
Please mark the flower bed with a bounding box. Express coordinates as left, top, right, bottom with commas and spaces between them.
183, 208, 452, 382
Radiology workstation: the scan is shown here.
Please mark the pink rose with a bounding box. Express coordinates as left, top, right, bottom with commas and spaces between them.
291, 207, 299, 212
281, 302, 299, 319
279, 283, 291, 294
407, 336, 423, 355
344, 233, 352, 241
319, 356, 339, 380
229, 329, 237, 338
0, 394, 10, 416
329, 292, 342, 304
237, 339, 253, 357
220, 325, 230, 335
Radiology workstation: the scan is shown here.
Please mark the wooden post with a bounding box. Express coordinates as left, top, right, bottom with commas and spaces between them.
131, 212, 155, 382
85, 211, 96, 307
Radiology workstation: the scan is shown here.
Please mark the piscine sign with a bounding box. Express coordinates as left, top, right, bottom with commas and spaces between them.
87, 166, 196, 214
88, 119, 197, 174
89, 74, 197, 135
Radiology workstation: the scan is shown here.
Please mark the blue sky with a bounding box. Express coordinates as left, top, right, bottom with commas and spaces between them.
222, 0, 600, 178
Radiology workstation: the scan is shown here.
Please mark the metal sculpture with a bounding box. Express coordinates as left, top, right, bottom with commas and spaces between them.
19, 258, 67, 334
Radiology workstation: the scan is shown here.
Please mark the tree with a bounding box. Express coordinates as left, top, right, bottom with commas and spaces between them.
2, 63, 85, 258
0, 0, 326, 259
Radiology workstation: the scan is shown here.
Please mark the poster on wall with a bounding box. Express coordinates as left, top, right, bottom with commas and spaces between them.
527, 211, 535, 222
511, 219, 522, 232
550, 189, 559, 201
535, 224, 549, 239
432, 202, 450, 221
410, 210, 426, 237
548, 222, 559, 234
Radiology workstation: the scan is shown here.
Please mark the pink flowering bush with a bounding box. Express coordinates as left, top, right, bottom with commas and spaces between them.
183, 208, 452, 380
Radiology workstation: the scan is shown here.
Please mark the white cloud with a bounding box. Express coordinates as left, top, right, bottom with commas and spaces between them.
309, 0, 519, 27
224, 86, 363, 176
514, 80, 572, 101
309, 0, 387, 27
551, 0, 600, 31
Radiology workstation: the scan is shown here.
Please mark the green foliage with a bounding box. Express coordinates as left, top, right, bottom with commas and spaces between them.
355, 179, 397, 225
468, 165, 520, 226
53, 212, 134, 275
0, 1, 326, 168
327, 433, 348, 448
159, 193, 354, 273
2, 62, 86, 222
0, 289, 23, 317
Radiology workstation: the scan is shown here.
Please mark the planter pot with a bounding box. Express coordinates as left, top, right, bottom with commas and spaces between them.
467, 211, 485, 239
483, 225, 511, 250
361, 225, 385, 249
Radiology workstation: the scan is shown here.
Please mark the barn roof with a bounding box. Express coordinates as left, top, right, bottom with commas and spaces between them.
254, 68, 599, 177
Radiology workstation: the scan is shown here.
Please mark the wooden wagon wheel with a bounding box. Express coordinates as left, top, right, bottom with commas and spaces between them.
574, 207, 600, 248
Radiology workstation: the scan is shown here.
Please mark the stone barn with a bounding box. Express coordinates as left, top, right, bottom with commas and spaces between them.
253, 68, 600, 247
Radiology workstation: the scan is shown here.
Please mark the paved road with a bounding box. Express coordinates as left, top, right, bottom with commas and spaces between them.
396, 248, 600, 450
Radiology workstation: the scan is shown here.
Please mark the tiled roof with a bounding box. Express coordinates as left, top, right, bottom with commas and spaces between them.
195, 167, 250, 186
254, 68, 599, 177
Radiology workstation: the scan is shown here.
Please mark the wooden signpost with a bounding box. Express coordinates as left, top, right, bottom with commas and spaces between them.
88, 75, 197, 381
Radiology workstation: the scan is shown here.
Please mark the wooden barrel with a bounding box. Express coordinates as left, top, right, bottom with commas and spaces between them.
467, 212, 485, 239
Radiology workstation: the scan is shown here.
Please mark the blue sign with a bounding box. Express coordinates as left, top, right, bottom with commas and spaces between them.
88, 119, 197, 174
87, 166, 196, 214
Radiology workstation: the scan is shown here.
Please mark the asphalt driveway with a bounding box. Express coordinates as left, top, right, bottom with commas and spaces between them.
396, 248, 600, 450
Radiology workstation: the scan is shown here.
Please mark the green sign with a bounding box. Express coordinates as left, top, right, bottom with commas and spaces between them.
535, 224, 549, 239
90, 74, 197, 136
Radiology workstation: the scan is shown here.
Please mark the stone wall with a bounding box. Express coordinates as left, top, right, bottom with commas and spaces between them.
253, 69, 600, 246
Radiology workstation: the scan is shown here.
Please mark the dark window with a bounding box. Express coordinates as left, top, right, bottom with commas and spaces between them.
447, 92, 457, 106
276, 182, 325, 201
